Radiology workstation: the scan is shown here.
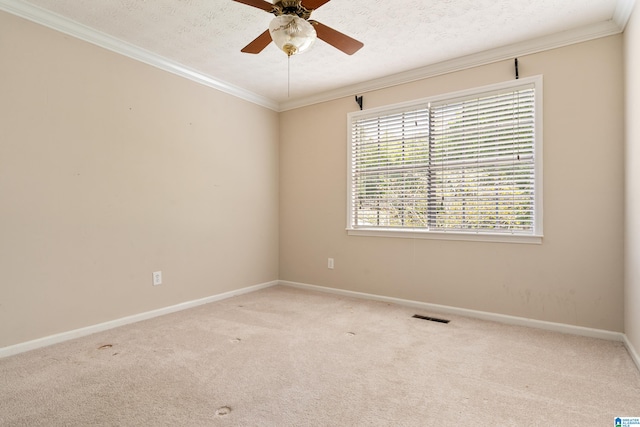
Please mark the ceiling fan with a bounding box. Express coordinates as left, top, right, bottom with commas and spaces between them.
233, 0, 364, 56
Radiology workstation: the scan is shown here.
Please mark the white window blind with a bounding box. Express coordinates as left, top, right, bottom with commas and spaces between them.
348, 77, 542, 241
350, 105, 431, 228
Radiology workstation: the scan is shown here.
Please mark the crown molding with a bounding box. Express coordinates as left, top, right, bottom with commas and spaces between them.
1, 0, 633, 113
278, 18, 625, 111
0, 0, 279, 111
613, 0, 637, 29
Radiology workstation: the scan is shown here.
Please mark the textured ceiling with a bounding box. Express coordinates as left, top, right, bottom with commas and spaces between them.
1, 0, 629, 108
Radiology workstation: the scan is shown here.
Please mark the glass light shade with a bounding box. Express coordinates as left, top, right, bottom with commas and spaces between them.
268, 15, 317, 56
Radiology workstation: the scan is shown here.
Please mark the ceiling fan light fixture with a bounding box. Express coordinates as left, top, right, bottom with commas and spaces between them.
268, 15, 316, 56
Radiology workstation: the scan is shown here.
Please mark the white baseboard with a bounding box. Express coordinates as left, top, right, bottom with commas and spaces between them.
5, 278, 638, 374
0, 280, 278, 358
623, 334, 640, 373
279, 280, 625, 342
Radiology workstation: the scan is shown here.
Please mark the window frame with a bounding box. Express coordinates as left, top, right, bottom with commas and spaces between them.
346, 76, 543, 244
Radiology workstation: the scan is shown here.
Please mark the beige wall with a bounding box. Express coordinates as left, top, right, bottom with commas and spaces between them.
0, 7, 630, 349
625, 6, 640, 354
280, 36, 625, 331
0, 11, 280, 347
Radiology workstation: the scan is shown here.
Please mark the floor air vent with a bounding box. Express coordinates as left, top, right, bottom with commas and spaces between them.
412, 314, 450, 324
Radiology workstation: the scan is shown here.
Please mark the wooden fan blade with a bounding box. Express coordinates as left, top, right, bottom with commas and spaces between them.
241, 29, 273, 54
310, 21, 363, 55
301, 0, 331, 10
232, 0, 275, 13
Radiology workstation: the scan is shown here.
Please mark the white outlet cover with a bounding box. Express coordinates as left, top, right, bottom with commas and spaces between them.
153, 271, 162, 286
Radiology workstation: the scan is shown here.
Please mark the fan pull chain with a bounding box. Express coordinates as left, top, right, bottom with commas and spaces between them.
287, 54, 291, 98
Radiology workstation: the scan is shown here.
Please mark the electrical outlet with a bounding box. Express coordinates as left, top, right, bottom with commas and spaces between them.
328, 258, 334, 269
153, 271, 162, 286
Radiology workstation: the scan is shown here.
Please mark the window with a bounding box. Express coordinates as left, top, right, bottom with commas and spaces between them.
347, 76, 543, 243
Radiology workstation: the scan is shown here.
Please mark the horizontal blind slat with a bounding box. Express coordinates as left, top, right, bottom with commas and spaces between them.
351, 84, 537, 232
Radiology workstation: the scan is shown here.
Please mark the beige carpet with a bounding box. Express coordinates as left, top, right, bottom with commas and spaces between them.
1, 285, 639, 426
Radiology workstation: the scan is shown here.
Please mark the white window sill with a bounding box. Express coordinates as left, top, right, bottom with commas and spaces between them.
346, 228, 543, 244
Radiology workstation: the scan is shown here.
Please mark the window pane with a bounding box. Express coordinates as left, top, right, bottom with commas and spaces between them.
351, 107, 430, 228
348, 79, 540, 238
428, 88, 535, 232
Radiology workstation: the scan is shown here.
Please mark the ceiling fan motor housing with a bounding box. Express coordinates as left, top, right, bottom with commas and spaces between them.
273, 0, 312, 19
